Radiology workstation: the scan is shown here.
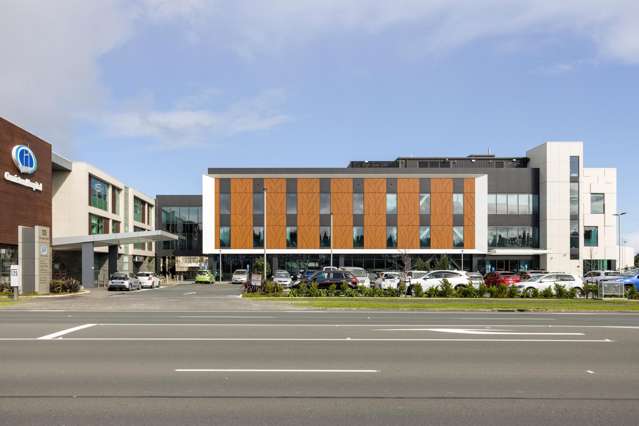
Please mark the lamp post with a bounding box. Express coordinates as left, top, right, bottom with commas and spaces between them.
218, 249, 222, 283
263, 188, 267, 282
330, 212, 334, 268
613, 212, 627, 271
461, 249, 464, 271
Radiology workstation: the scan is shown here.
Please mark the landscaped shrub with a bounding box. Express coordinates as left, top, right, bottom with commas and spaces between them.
327, 284, 337, 297
554, 284, 569, 298
383, 287, 399, 297
261, 281, 283, 296
0, 281, 11, 294
494, 284, 509, 298
522, 287, 539, 298
49, 278, 81, 294
506, 285, 519, 298
438, 279, 454, 297
584, 283, 598, 299
412, 284, 424, 298
397, 282, 407, 296
541, 287, 554, 298
478, 283, 490, 298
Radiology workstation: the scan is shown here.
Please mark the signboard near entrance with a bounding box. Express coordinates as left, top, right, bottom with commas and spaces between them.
10, 265, 19, 287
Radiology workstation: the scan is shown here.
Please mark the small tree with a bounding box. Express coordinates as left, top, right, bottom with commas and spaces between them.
253, 257, 271, 277
434, 255, 450, 271
413, 257, 430, 271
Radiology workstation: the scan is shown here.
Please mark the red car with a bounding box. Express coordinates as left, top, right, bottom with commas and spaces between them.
484, 271, 521, 287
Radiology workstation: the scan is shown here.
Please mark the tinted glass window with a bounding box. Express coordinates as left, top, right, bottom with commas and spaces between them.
353, 193, 364, 214
487, 194, 496, 215
419, 193, 430, 214
453, 226, 464, 248
419, 226, 430, 248
353, 226, 364, 248
453, 193, 464, 215
386, 226, 397, 248
319, 226, 331, 248
89, 175, 109, 211
591, 193, 605, 214
220, 194, 231, 214
286, 193, 297, 214
253, 193, 264, 215
320, 193, 331, 214
386, 194, 397, 214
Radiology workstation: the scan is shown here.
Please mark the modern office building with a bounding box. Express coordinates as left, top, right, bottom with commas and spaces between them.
202, 141, 633, 276
52, 161, 157, 284
155, 195, 205, 279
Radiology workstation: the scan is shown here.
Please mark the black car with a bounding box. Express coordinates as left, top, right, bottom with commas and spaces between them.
295, 270, 358, 289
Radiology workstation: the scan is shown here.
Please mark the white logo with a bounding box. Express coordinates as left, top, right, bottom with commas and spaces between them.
11, 145, 38, 174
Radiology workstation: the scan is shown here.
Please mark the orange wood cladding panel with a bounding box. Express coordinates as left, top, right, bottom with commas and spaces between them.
464, 226, 475, 249
230, 178, 253, 248
331, 178, 352, 193
464, 192, 475, 228
297, 178, 319, 193
264, 178, 286, 249
364, 178, 386, 193
464, 178, 475, 194
398, 226, 419, 249
298, 192, 319, 216
364, 178, 387, 249
215, 178, 220, 249
331, 191, 352, 216
431, 226, 452, 248
333, 225, 353, 249
297, 225, 319, 249
365, 226, 387, 249
397, 178, 420, 193
430, 178, 453, 248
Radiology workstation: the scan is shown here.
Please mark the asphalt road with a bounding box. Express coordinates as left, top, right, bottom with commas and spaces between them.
1, 285, 639, 425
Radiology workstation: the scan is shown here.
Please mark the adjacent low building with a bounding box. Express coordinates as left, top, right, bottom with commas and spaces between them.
202, 141, 633, 277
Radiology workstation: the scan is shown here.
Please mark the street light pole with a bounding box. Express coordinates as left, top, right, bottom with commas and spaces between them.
614, 212, 627, 271
330, 212, 334, 268
263, 188, 267, 282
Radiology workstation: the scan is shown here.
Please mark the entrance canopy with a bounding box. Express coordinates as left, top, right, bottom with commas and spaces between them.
52, 230, 178, 250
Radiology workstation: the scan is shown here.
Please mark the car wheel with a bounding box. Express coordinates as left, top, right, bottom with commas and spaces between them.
574, 287, 585, 298
525, 288, 536, 298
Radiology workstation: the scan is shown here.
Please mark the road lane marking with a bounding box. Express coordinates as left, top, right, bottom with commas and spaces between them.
587, 370, 595, 374
36, 324, 96, 340
92, 323, 639, 329
175, 369, 379, 373
177, 316, 275, 319
53, 337, 612, 342
183, 292, 197, 295
376, 328, 585, 336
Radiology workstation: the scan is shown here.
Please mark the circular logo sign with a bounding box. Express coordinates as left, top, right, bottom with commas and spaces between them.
11, 145, 38, 174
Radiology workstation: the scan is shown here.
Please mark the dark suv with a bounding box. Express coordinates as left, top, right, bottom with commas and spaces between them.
296, 270, 358, 289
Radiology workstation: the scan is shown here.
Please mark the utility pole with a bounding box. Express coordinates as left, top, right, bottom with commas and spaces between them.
263, 188, 267, 282
330, 212, 334, 268
614, 212, 627, 271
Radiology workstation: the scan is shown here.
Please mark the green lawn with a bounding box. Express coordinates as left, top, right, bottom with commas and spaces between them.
248, 296, 639, 312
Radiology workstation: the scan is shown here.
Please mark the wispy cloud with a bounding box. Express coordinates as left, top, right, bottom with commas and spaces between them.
98, 89, 291, 149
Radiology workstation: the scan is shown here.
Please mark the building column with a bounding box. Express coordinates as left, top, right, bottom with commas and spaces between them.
81, 242, 95, 288
108, 245, 118, 278
272, 255, 279, 273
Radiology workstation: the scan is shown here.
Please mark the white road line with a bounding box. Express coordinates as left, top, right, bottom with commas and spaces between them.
587, 370, 595, 374
36, 324, 96, 340
175, 369, 379, 373
183, 292, 197, 296
178, 316, 275, 319
376, 328, 585, 336
92, 323, 639, 329
53, 337, 612, 342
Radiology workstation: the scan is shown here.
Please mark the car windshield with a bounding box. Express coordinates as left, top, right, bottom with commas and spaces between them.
605, 272, 620, 276
411, 272, 428, 279
385, 273, 400, 279
346, 268, 366, 277
233, 270, 247, 274
274, 272, 289, 278
523, 274, 544, 282
137, 272, 151, 277
197, 270, 209, 274
468, 273, 483, 279
110, 273, 128, 280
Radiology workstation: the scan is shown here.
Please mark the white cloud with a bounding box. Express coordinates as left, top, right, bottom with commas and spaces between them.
99, 89, 291, 148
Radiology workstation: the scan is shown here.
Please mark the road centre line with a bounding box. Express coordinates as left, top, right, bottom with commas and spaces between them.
36, 337, 614, 342
175, 369, 379, 373
36, 324, 96, 340
177, 316, 275, 319
91, 323, 639, 329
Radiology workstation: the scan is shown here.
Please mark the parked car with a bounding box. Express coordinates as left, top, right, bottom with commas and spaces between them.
411, 270, 484, 291
322, 266, 339, 272
515, 273, 584, 297
379, 272, 402, 289
583, 270, 624, 285
107, 272, 141, 291
407, 271, 429, 286
518, 270, 548, 281
272, 270, 293, 287
341, 267, 371, 287
194, 270, 216, 284
605, 272, 639, 294
295, 270, 358, 289
137, 271, 160, 288
484, 271, 521, 287
231, 269, 249, 284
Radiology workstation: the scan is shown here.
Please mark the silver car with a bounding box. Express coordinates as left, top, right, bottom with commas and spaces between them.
231, 269, 249, 284
272, 270, 293, 287
107, 272, 141, 291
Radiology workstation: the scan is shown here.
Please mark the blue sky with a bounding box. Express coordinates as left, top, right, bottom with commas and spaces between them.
1, 1, 638, 248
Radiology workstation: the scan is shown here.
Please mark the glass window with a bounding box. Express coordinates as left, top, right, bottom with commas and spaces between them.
453, 193, 464, 215
353, 193, 364, 214
134, 197, 145, 223
320, 226, 331, 248
386, 194, 397, 214
419, 226, 430, 248
532, 194, 539, 215
496, 194, 507, 215
453, 226, 464, 248
591, 193, 605, 214
487, 194, 496, 215
112, 220, 120, 233
353, 226, 364, 248
570, 183, 579, 216
111, 187, 120, 215
507, 194, 518, 215
286, 193, 297, 214
386, 226, 397, 248
89, 175, 109, 211
220, 226, 231, 248
518, 194, 530, 215
584, 226, 598, 247
134, 226, 146, 250
570, 156, 580, 177
220, 193, 231, 215
253, 192, 264, 215
419, 193, 430, 214
253, 226, 264, 248
320, 193, 331, 214
286, 226, 297, 248
89, 214, 107, 235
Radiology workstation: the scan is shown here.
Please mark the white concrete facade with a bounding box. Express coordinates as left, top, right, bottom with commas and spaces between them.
52, 161, 155, 262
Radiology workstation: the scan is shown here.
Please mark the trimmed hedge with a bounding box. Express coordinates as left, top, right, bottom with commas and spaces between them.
50, 279, 81, 294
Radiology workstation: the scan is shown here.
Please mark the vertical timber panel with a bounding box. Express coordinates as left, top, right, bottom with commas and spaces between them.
230, 178, 253, 249
464, 177, 475, 249
430, 178, 453, 248
331, 178, 353, 249
297, 178, 319, 249
397, 178, 420, 249
265, 178, 286, 249
364, 178, 386, 249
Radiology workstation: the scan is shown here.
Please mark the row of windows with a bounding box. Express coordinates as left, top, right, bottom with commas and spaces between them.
220, 193, 465, 216
89, 214, 151, 251
487, 194, 539, 215
160, 207, 202, 251
89, 175, 121, 215
488, 226, 539, 248
219, 226, 465, 249
134, 197, 152, 224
